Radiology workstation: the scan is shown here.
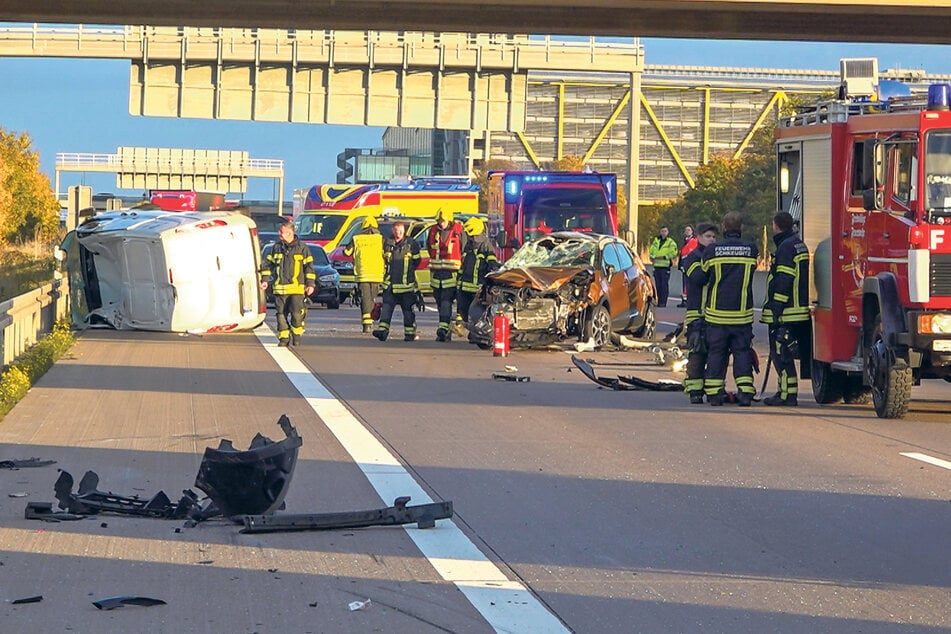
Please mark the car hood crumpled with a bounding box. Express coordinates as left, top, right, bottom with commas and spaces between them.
487, 266, 590, 292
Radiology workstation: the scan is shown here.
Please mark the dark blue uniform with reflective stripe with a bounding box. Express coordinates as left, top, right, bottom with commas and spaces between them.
761, 228, 811, 400
701, 231, 759, 398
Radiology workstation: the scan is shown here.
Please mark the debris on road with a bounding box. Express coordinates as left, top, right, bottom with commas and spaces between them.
24, 501, 85, 522
571, 356, 683, 392
0, 458, 56, 469
25, 416, 455, 536
492, 372, 530, 383
194, 414, 302, 516
11, 595, 43, 605
348, 599, 371, 611
53, 469, 203, 519
240, 496, 453, 533
92, 596, 167, 610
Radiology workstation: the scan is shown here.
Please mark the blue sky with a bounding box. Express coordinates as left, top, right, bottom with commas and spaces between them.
2, 31, 951, 201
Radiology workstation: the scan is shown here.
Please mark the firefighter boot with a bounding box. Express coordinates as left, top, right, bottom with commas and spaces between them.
278, 338, 290, 347
736, 392, 753, 407
689, 392, 704, 405
707, 392, 726, 406
764, 393, 798, 407
372, 326, 389, 342
290, 334, 301, 346
436, 327, 449, 342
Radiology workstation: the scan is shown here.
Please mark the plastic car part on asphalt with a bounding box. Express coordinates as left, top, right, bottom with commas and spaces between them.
194, 414, 302, 516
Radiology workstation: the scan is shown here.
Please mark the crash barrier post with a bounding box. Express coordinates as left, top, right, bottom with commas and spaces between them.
0, 278, 69, 367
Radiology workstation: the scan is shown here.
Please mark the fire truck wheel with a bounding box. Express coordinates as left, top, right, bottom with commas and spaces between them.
866, 316, 912, 419
842, 376, 872, 404
584, 305, 612, 348
811, 360, 844, 404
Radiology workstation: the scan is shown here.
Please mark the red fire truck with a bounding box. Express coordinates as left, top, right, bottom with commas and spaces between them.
150, 190, 226, 212
486, 171, 619, 260
775, 76, 951, 418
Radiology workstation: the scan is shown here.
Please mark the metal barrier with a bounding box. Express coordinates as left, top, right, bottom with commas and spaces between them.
0, 278, 69, 367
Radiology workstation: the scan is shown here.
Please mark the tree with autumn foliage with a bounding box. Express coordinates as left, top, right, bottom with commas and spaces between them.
652, 128, 775, 246
0, 128, 60, 246
473, 157, 518, 213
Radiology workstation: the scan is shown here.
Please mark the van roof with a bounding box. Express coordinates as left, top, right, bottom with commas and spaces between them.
76, 209, 255, 238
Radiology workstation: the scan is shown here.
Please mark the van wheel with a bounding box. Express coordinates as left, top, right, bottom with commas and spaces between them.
866, 316, 911, 419
583, 305, 612, 348
811, 360, 843, 404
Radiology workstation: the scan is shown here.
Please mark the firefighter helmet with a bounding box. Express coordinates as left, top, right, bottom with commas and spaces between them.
435, 208, 454, 223
463, 216, 485, 236
363, 215, 378, 229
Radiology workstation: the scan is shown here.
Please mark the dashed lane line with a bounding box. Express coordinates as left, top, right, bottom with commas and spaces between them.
900, 452, 951, 470
255, 325, 569, 634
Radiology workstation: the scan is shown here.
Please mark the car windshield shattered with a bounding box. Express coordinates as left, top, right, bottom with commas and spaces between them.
502, 235, 597, 270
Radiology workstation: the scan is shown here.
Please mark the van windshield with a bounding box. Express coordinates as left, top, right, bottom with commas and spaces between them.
294, 214, 348, 241
520, 187, 611, 241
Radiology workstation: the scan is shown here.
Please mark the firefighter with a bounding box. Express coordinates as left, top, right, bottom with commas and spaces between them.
373, 220, 422, 342
649, 225, 679, 307
454, 216, 498, 337
701, 211, 759, 406
261, 222, 316, 346
427, 209, 466, 341
677, 224, 699, 307
343, 216, 385, 332
761, 211, 810, 406
681, 222, 718, 404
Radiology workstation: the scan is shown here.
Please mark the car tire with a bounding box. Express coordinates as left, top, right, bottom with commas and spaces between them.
583, 304, 612, 348
632, 302, 656, 340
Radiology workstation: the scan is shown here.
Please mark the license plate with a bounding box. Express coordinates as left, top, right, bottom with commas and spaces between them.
933, 339, 951, 352
339, 282, 356, 290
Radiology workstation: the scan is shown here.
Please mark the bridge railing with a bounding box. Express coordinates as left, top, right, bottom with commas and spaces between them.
0, 279, 69, 368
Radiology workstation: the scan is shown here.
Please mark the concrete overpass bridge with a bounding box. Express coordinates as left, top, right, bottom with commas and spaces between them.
2, 1, 951, 44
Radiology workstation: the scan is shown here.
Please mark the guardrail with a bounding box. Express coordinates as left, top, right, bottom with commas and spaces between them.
0, 279, 69, 367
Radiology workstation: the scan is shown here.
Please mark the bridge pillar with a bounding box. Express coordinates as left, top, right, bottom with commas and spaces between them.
67, 185, 92, 232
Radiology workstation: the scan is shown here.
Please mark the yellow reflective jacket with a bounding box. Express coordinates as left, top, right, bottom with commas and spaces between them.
344, 229, 385, 283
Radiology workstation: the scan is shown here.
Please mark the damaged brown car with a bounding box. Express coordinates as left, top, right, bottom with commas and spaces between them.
467, 232, 657, 348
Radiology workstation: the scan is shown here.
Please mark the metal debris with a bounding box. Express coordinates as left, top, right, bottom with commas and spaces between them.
241, 496, 453, 534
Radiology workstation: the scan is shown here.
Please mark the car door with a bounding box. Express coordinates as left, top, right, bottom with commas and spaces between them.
600, 242, 631, 328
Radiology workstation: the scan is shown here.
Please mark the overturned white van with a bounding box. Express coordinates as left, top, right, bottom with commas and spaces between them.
59, 209, 267, 332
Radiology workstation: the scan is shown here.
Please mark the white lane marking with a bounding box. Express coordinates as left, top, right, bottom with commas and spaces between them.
900, 452, 951, 470
254, 325, 568, 634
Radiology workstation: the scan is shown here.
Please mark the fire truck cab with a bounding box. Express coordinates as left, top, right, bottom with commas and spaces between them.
776, 60, 951, 418
486, 171, 619, 261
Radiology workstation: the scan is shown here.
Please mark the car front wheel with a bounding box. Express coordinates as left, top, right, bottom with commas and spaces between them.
583, 304, 612, 348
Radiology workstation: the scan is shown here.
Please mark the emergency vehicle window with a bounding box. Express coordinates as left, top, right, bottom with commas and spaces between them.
925, 130, 951, 212
891, 143, 916, 206
777, 150, 801, 216
851, 141, 875, 196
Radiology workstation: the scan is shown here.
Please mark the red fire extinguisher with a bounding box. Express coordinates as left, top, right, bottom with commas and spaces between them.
493, 311, 510, 357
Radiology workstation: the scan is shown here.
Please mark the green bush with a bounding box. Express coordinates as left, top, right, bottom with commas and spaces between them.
0, 320, 75, 418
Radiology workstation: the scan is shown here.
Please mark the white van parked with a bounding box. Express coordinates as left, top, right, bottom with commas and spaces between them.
58, 208, 267, 332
